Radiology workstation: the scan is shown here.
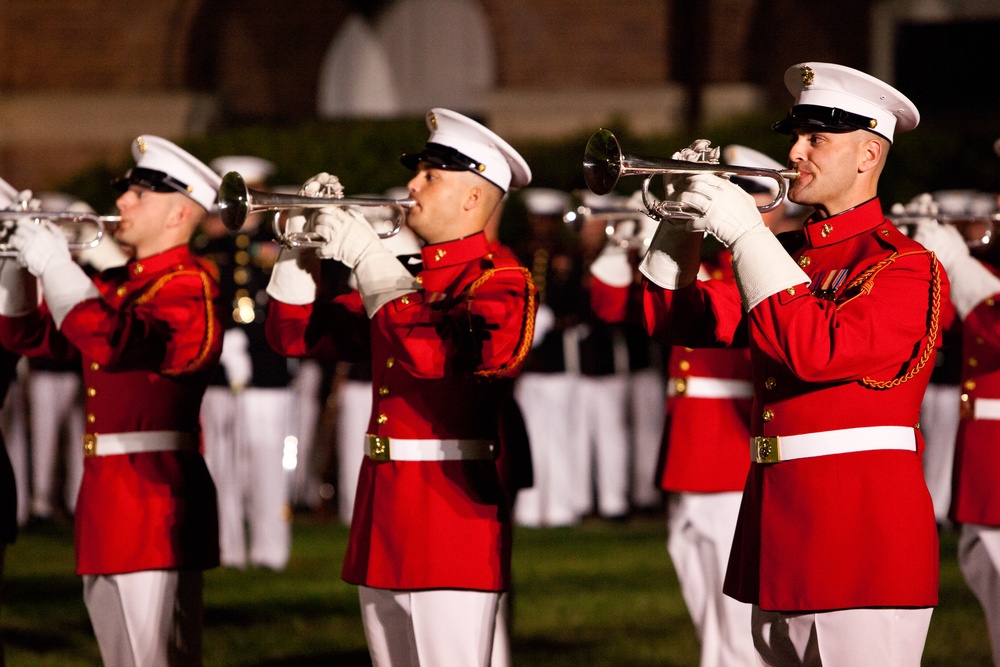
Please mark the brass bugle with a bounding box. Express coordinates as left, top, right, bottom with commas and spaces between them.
889, 213, 1000, 249
583, 129, 799, 222
218, 172, 414, 247
0, 210, 118, 257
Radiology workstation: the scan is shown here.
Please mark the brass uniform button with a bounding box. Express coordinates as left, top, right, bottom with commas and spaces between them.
969, 358, 979, 368
379, 386, 389, 397
377, 414, 388, 425
764, 377, 776, 390
400, 296, 410, 305
964, 380, 977, 391
385, 357, 395, 368
762, 409, 774, 422
786, 287, 796, 295
87, 387, 96, 397
678, 360, 691, 372
798, 256, 811, 268
90, 362, 100, 372
134, 264, 144, 274
87, 413, 96, 424
116, 286, 128, 297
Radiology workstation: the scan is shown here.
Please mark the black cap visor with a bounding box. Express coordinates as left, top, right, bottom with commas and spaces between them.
772, 104, 884, 139
111, 167, 191, 196
400, 142, 484, 174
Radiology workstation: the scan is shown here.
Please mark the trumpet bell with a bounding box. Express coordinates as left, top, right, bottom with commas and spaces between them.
583, 129, 624, 196
218, 171, 253, 232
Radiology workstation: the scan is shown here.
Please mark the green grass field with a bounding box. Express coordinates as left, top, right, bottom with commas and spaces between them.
0, 514, 992, 666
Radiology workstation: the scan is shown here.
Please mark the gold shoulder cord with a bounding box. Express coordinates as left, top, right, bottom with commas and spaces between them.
135, 270, 219, 376
845, 250, 942, 389
465, 266, 537, 379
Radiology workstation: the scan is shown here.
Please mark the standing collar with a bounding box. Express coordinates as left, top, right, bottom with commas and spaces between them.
419, 232, 491, 269
127, 244, 194, 280
802, 198, 884, 248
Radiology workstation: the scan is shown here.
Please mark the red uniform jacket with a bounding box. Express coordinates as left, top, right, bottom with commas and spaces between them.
266, 232, 536, 591
0, 245, 222, 575
644, 199, 951, 611
951, 263, 1000, 526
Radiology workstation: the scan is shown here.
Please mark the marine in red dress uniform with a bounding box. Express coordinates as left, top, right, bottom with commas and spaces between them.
264, 109, 535, 667
0, 136, 222, 666
637, 63, 950, 666
913, 187, 1000, 665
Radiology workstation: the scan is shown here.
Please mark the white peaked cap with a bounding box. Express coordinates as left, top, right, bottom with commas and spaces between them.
209, 155, 277, 186
400, 108, 531, 192
521, 188, 570, 216
773, 62, 919, 143
0, 177, 18, 209
113, 135, 222, 212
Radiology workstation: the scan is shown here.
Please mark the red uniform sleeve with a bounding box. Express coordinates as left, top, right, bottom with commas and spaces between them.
375, 266, 536, 380
642, 276, 747, 348
590, 275, 630, 323
265, 291, 370, 362
750, 251, 949, 384
59, 271, 221, 376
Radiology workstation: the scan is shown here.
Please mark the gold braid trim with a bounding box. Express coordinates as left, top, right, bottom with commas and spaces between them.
848, 250, 942, 389
135, 270, 218, 376
465, 266, 536, 379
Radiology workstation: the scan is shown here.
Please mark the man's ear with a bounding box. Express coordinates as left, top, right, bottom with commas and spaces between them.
857, 136, 885, 174
463, 183, 484, 212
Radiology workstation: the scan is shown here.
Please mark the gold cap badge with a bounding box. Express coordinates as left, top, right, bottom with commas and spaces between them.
428, 111, 438, 130
136, 136, 147, 154
800, 66, 815, 86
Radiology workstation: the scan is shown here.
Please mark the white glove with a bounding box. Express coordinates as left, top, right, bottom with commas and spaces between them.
220, 327, 253, 392
676, 174, 809, 309
312, 208, 419, 317
915, 220, 1000, 319
531, 304, 555, 348
0, 258, 37, 316
301, 172, 345, 198
265, 213, 317, 305
589, 240, 633, 287
676, 173, 764, 247
638, 220, 703, 289
9, 219, 98, 327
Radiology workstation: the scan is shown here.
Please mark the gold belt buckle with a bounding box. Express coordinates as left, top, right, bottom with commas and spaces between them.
368, 434, 391, 462
83, 433, 97, 457
673, 377, 687, 397
753, 436, 781, 464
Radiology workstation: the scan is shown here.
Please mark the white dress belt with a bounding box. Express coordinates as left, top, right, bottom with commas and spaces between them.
752, 425, 916, 464
973, 397, 1000, 420
365, 434, 496, 462
83, 431, 197, 457
668, 376, 754, 399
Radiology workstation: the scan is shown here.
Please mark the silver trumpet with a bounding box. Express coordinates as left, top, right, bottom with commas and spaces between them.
218, 171, 415, 247
0, 209, 118, 257
583, 129, 799, 222
889, 213, 1000, 249
563, 205, 652, 250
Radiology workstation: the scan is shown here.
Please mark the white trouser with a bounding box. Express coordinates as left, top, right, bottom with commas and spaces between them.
569, 374, 630, 518
668, 491, 754, 667
28, 369, 84, 517
83, 570, 203, 667
918, 383, 959, 523
0, 368, 29, 526
202, 387, 292, 570
629, 368, 665, 509
491, 591, 511, 667
958, 523, 1000, 666
287, 359, 323, 509
751, 606, 932, 666
336, 379, 372, 525
359, 586, 499, 667
513, 373, 580, 527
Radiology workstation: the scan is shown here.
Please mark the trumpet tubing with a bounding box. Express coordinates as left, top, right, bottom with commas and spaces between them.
583, 129, 799, 221
0, 210, 118, 257
890, 213, 1000, 248
217, 172, 414, 246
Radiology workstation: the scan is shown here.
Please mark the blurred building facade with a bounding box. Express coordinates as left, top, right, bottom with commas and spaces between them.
0, 0, 998, 190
